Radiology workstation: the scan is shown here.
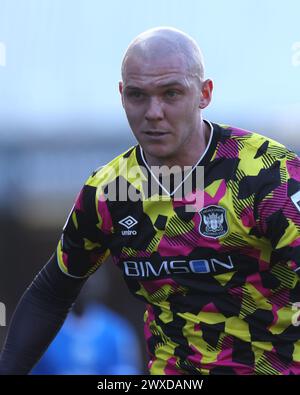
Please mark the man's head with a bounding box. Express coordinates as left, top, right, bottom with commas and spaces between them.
119, 27, 213, 167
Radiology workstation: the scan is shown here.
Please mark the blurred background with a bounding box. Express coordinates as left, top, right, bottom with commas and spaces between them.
0, 0, 299, 374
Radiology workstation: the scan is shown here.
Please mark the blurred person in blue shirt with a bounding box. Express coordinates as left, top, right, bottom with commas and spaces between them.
31, 266, 142, 375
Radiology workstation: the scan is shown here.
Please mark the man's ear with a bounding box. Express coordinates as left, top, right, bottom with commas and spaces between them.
199, 79, 213, 109
119, 81, 124, 107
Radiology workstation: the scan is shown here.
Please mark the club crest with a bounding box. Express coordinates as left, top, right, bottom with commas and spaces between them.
199, 205, 228, 238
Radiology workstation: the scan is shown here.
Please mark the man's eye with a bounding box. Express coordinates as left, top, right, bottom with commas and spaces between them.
128, 91, 144, 99
165, 90, 179, 98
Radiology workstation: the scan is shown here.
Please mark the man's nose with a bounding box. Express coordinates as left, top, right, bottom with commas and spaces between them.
145, 97, 164, 121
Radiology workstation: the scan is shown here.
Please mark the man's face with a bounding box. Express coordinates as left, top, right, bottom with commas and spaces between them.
120, 53, 209, 164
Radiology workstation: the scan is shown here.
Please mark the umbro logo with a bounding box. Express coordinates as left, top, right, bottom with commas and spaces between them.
118, 216, 138, 235
119, 216, 138, 229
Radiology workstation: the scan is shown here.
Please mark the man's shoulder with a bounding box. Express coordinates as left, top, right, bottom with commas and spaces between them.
84, 145, 138, 188
216, 123, 296, 161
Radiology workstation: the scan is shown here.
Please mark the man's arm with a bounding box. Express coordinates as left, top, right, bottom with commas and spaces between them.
256, 150, 300, 275
0, 175, 111, 375
0, 254, 86, 375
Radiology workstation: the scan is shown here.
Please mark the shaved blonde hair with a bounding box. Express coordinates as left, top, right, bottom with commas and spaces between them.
121, 27, 205, 83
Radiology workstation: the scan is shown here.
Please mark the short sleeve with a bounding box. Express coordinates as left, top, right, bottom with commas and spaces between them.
257, 151, 300, 276
56, 181, 112, 278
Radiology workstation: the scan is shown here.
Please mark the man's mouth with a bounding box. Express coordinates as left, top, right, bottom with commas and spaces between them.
143, 130, 170, 136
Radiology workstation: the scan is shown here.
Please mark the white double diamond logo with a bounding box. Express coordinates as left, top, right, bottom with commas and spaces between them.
119, 216, 138, 230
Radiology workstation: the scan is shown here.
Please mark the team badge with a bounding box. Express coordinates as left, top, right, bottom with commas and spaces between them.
290, 190, 300, 213
199, 205, 228, 238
